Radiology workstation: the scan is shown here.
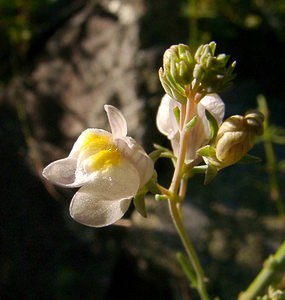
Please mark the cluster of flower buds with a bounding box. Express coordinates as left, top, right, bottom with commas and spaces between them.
158, 42, 264, 184
159, 42, 236, 103
194, 42, 236, 94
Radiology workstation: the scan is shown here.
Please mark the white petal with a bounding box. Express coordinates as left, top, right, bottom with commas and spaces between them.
70, 194, 131, 227
184, 94, 225, 160
42, 157, 86, 187
156, 94, 180, 139
104, 105, 128, 138
90, 158, 141, 200
116, 137, 154, 187
198, 93, 225, 137
69, 160, 140, 227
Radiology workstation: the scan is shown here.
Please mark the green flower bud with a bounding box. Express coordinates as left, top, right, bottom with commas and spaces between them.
159, 44, 195, 103
207, 111, 264, 169
193, 41, 236, 94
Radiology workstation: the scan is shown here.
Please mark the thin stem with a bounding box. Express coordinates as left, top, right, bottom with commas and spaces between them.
258, 96, 284, 216
170, 95, 195, 195
168, 198, 209, 300
238, 241, 285, 300
263, 127, 284, 215
179, 177, 188, 205
167, 93, 209, 299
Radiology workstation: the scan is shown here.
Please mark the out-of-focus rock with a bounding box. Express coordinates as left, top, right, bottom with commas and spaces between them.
3, 0, 161, 168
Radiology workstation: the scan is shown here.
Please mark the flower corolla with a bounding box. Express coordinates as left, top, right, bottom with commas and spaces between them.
156, 93, 225, 160
42, 105, 154, 227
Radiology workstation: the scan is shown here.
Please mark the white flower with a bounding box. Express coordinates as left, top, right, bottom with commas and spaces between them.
156, 93, 225, 160
42, 105, 154, 227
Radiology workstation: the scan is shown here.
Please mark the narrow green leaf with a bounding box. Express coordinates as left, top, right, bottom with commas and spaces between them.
205, 109, 219, 140
149, 149, 163, 162
185, 116, 198, 131
192, 165, 208, 174
173, 106, 180, 125
204, 163, 218, 185
197, 145, 216, 157
176, 252, 197, 287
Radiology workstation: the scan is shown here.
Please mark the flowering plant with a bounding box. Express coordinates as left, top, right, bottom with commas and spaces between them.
43, 42, 285, 300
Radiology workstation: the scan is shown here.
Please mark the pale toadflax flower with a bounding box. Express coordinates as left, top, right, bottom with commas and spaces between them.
156, 93, 225, 160
42, 105, 154, 227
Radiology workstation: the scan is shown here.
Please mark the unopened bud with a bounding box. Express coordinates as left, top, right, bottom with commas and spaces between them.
209, 111, 264, 168
193, 41, 236, 94
159, 42, 236, 102
159, 44, 194, 103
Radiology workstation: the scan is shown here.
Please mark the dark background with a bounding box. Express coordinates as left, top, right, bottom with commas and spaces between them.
1, 0, 285, 299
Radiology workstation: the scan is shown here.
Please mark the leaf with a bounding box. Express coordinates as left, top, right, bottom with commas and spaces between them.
191, 165, 208, 174
149, 149, 163, 162
205, 108, 219, 140
185, 116, 198, 131
173, 106, 180, 125
176, 252, 197, 287
197, 145, 216, 157
204, 163, 218, 185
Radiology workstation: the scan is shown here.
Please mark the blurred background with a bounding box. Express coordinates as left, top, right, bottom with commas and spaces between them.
1, 0, 285, 299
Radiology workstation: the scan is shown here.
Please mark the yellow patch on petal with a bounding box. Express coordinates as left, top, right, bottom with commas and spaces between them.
81, 132, 111, 154
86, 148, 121, 171
80, 131, 122, 171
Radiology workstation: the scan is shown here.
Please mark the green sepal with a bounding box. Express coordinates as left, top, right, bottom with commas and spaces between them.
238, 153, 262, 164
173, 106, 180, 125
191, 165, 208, 174
165, 70, 187, 103
185, 116, 198, 131
204, 163, 218, 185
134, 189, 147, 218
145, 171, 161, 194
205, 109, 219, 140
149, 149, 163, 163
183, 162, 207, 179
197, 145, 216, 158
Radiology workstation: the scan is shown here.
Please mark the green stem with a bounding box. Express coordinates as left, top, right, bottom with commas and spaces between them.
168, 199, 209, 300
167, 94, 209, 299
238, 241, 285, 300
263, 128, 284, 215
258, 96, 284, 216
